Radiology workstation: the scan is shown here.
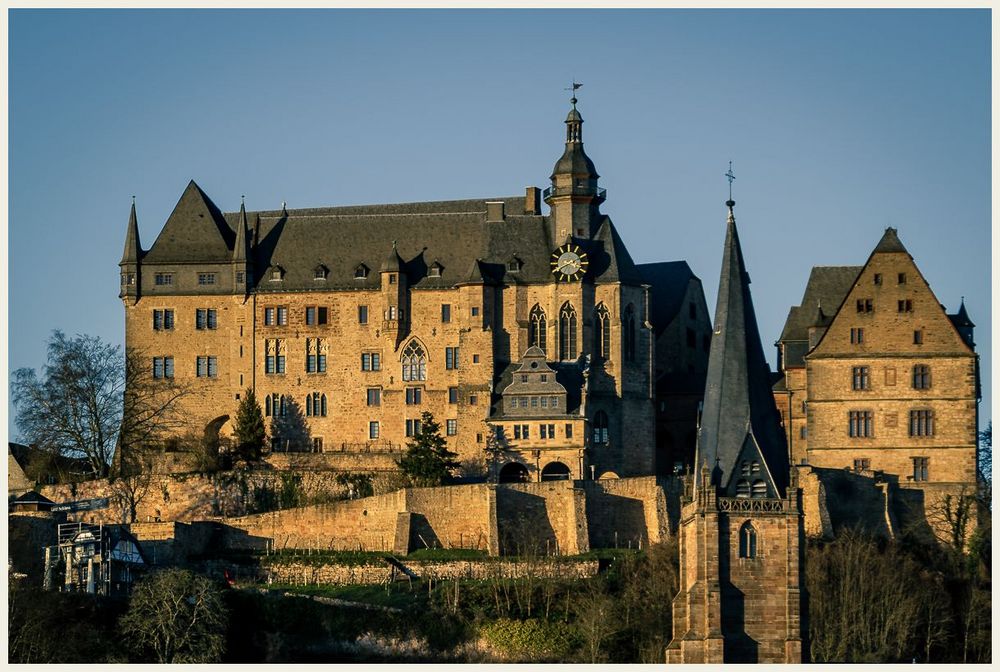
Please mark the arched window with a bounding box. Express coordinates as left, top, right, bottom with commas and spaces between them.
736, 479, 751, 498
751, 480, 767, 498
593, 410, 609, 444
278, 395, 287, 417
529, 305, 547, 354
739, 521, 758, 558
559, 302, 578, 360
624, 304, 636, 362
305, 392, 327, 417
402, 341, 426, 381
305, 394, 312, 416
595, 304, 611, 360
265, 394, 272, 417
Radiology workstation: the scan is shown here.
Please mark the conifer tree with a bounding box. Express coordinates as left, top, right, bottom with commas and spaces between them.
233, 388, 266, 462
397, 411, 460, 487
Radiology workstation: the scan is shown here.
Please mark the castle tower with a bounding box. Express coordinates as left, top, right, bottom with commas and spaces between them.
119, 198, 141, 303
544, 91, 606, 242
666, 197, 806, 664
232, 197, 253, 295
380, 241, 409, 347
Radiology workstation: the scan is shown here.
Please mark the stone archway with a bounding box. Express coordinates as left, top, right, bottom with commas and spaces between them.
541, 461, 571, 481
498, 462, 530, 484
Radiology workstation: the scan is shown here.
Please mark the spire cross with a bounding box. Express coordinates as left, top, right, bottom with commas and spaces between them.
725, 161, 736, 201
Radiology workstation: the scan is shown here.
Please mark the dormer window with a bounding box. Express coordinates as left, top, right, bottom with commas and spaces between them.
507, 257, 522, 273
429, 262, 443, 278
269, 266, 284, 282
354, 264, 369, 280
313, 265, 328, 281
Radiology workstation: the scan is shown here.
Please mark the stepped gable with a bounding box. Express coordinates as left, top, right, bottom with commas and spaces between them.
696, 201, 789, 496
637, 260, 699, 336
143, 180, 235, 263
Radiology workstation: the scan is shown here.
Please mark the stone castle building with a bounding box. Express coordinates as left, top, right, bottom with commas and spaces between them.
666, 200, 805, 664
118, 98, 713, 482
773, 228, 981, 542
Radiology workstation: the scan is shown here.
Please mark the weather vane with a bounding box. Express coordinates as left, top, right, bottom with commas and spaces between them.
565, 81, 582, 105
725, 161, 736, 201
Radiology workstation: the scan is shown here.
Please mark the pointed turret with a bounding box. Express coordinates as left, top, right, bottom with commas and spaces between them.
380, 241, 408, 346
695, 198, 789, 496
544, 91, 606, 242
119, 197, 142, 301
380, 240, 403, 273
232, 196, 253, 293
949, 297, 975, 348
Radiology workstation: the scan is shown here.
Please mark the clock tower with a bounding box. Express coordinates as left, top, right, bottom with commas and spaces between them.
544, 90, 606, 243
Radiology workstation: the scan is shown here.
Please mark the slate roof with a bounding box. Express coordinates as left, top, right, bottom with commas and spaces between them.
778, 266, 862, 343
696, 204, 789, 496
949, 299, 975, 328
872, 226, 908, 253
637, 261, 699, 336
120, 200, 141, 265
142, 181, 235, 264
491, 358, 586, 418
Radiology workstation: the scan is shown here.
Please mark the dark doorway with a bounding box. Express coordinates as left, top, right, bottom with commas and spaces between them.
541, 461, 571, 481
498, 462, 530, 484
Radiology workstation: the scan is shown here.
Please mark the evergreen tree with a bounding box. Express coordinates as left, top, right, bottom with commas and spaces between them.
397, 411, 460, 487
233, 388, 266, 462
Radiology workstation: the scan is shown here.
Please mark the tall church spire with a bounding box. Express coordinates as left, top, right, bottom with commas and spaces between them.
695, 194, 789, 496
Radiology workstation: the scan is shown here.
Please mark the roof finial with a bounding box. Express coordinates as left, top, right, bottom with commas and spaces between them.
565, 80, 582, 108
725, 161, 736, 222
131, 194, 136, 205
392, 239, 398, 250
241, 194, 245, 206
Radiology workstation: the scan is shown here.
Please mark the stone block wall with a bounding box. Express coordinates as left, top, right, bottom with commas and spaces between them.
582, 475, 669, 548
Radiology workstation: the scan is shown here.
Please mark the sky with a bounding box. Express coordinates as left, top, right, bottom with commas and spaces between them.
7, 8, 992, 440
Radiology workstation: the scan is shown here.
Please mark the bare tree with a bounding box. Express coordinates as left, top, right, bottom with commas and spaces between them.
12, 332, 188, 480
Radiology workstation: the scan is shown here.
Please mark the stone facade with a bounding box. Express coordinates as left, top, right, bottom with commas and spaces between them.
117, 101, 706, 483
773, 228, 980, 543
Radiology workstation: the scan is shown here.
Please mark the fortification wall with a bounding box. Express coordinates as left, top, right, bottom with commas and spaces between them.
498, 481, 588, 555
582, 476, 669, 548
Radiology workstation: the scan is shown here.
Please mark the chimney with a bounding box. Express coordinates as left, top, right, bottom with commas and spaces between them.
486, 201, 505, 222
524, 187, 541, 215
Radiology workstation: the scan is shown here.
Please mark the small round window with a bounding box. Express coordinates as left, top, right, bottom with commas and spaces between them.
530, 361, 539, 369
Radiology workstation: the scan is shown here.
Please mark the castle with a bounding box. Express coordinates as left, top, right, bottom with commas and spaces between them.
109, 97, 981, 664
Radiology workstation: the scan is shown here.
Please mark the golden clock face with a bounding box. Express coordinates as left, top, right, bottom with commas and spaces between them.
550, 244, 589, 282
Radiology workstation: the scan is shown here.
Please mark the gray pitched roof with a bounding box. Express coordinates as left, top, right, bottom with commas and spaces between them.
637, 260, 699, 336
778, 266, 862, 343
142, 180, 235, 264
949, 299, 975, 328
872, 226, 908, 253
696, 205, 789, 496
592, 217, 643, 284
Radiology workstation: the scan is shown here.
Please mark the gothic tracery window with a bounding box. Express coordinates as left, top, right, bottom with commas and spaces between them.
529, 304, 547, 354
595, 304, 611, 360
559, 302, 578, 360
402, 340, 426, 382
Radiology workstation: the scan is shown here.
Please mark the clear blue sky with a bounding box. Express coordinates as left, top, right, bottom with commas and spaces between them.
8, 9, 991, 439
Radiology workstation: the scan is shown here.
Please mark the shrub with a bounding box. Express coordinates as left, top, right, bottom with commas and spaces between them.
478, 618, 579, 661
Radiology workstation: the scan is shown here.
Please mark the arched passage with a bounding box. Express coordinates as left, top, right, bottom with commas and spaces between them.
498, 462, 529, 484
541, 461, 571, 481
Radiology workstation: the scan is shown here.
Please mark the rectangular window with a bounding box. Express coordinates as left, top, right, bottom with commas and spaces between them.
848, 410, 873, 438
473, 354, 480, 364
405, 419, 422, 437
913, 330, 923, 345
565, 424, 573, 439
898, 273, 907, 284
305, 338, 326, 373
304, 306, 328, 326
800, 425, 808, 439
514, 424, 530, 439
539, 424, 549, 439
850, 327, 864, 344
265, 339, 284, 374
362, 352, 381, 371
530, 397, 538, 408
312, 437, 324, 452
514, 424, 521, 439
540, 397, 548, 408
153, 310, 163, 330
519, 398, 528, 408
196, 308, 218, 330
198, 273, 216, 285
277, 307, 288, 326
369, 421, 380, 439
471, 306, 480, 317
909, 410, 934, 437
856, 298, 873, 313
306, 306, 315, 325
897, 299, 913, 313
469, 394, 478, 405
447, 387, 458, 404
873, 273, 882, 285
154, 272, 173, 286
359, 305, 369, 324
912, 365, 931, 389
405, 387, 422, 405
367, 388, 381, 406
912, 457, 929, 482
236, 271, 245, 285
551, 397, 559, 409
264, 307, 275, 326
445, 347, 459, 370
852, 366, 870, 390
152, 309, 175, 330
196, 356, 217, 378
442, 304, 451, 323
854, 458, 871, 471
446, 419, 457, 436
153, 357, 164, 379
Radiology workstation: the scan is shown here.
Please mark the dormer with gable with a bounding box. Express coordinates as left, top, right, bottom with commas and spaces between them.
500, 347, 568, 418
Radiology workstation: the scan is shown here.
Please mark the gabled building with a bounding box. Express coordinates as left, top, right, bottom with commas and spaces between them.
667, 199, 805, 664
774, 227, 980, 542
119, 98, 709, 481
